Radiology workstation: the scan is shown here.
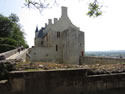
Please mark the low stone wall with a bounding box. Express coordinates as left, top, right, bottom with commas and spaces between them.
0, 80, 10, 94
0, 49, 18, 58
80, 56, 125, 65
16, 49, 29, 62
1, 69, 125, 94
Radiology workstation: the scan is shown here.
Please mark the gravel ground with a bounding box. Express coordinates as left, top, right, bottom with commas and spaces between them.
15, 62, 125, 75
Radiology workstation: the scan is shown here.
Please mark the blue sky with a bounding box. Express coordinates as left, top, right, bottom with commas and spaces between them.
0, 0, 125, 51
0, 0, 24, 16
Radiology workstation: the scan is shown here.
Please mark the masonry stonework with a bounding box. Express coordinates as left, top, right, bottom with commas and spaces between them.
1, 70, 125, 94
29, 6, 85, 64
79, 56, 125, 65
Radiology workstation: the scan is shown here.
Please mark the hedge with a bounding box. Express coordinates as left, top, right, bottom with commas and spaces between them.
0, 44, 16, 53
0, 60, 16, 80
0, 37, 18, 47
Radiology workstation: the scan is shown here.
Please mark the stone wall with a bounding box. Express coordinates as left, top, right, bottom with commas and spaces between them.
0, 80, 10, 94
80, 56, 125, 65
29, 47, 56, 62
0, 49, 18, 58
1, 69, 125, 94
30, 28, 85, 64
33, 6, 85, 64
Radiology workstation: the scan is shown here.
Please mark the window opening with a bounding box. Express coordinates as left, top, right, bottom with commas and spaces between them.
56, 45, 58, 51
81, 51, 84, 56
57, 32, 60, 38
41, 41, 43, 45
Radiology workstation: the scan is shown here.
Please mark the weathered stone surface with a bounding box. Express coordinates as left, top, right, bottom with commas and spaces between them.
0, 69, 124, 94
80, 56, 125, 65
29, 6, 85, 64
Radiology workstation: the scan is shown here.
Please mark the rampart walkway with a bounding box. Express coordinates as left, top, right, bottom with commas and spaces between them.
0, 48, 28, 62
6, 49, 28, 62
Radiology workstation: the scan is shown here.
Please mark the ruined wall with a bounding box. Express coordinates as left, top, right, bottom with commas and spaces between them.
1, 69, 125, 94
80, 56, 125, 65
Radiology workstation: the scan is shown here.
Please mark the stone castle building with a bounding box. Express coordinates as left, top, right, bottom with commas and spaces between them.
29, 6, 85, 64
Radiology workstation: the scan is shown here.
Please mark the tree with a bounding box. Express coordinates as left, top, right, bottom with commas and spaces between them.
87, 0, 102, 17
25, 0, 103, 17
0, 13, 28, 53
0, 15, 13, 37
9, 13, 19, 23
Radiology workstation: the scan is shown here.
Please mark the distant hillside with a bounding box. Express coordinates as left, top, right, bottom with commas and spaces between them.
85, 50, 125, 58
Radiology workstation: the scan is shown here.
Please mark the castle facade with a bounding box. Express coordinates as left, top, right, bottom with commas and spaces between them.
29, 6, 85, 64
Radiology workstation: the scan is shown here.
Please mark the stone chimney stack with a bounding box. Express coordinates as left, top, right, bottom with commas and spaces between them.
54, 18, 58, 24
61, 6, 68, 17
48, 19, 52, 25
45, 23, 47, 27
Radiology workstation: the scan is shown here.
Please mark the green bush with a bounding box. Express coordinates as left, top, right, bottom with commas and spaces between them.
0, 44, 16, 53
0, 61, 16, 80
0, 37, 18, 47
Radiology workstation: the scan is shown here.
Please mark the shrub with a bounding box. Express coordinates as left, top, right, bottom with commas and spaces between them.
0, 60, 16, 80
0, 37, 18, 47
0, 44, 16, 53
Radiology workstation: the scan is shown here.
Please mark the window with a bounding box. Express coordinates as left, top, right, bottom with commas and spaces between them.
34, 52, 36, 55
47, 34, 48, 41
41, 41, 43, 45
81, 51, 84, 56
56, 45, 58, 51
57, 32, 60, 38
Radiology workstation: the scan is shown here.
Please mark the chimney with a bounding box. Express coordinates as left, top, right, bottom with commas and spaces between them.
45, 23, 47, 27
54, 18, 58, 24
48, 19, 52, 24
61, 6, 68, 17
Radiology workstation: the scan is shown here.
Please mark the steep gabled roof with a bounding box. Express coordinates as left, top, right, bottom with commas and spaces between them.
35, 26, 38, 32
37, 27, 45, 38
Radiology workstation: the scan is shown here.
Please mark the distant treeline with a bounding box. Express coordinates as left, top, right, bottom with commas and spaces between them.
85, 51, 125, 58
0, 13, 29, 53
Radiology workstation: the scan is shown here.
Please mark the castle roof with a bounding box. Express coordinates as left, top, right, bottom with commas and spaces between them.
36, 6, 80, 39
37, 27, 45, 38
35, 26, 38, 32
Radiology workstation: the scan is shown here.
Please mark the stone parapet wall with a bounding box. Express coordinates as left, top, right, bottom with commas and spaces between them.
0, 80, 10, 94
80, 56, 125, 65
0, 49, 18, 58
0, 69, 125, 94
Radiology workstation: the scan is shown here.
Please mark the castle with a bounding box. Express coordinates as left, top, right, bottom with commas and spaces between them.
29, 6, 85, 64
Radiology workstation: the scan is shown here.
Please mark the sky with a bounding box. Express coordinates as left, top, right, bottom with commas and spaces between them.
0, 0, 125, 51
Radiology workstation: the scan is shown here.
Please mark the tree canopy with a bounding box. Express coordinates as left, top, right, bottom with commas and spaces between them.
0, 13, 28, 53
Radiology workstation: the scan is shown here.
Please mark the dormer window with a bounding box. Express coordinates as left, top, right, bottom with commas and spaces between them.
57, 32, 60, 38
